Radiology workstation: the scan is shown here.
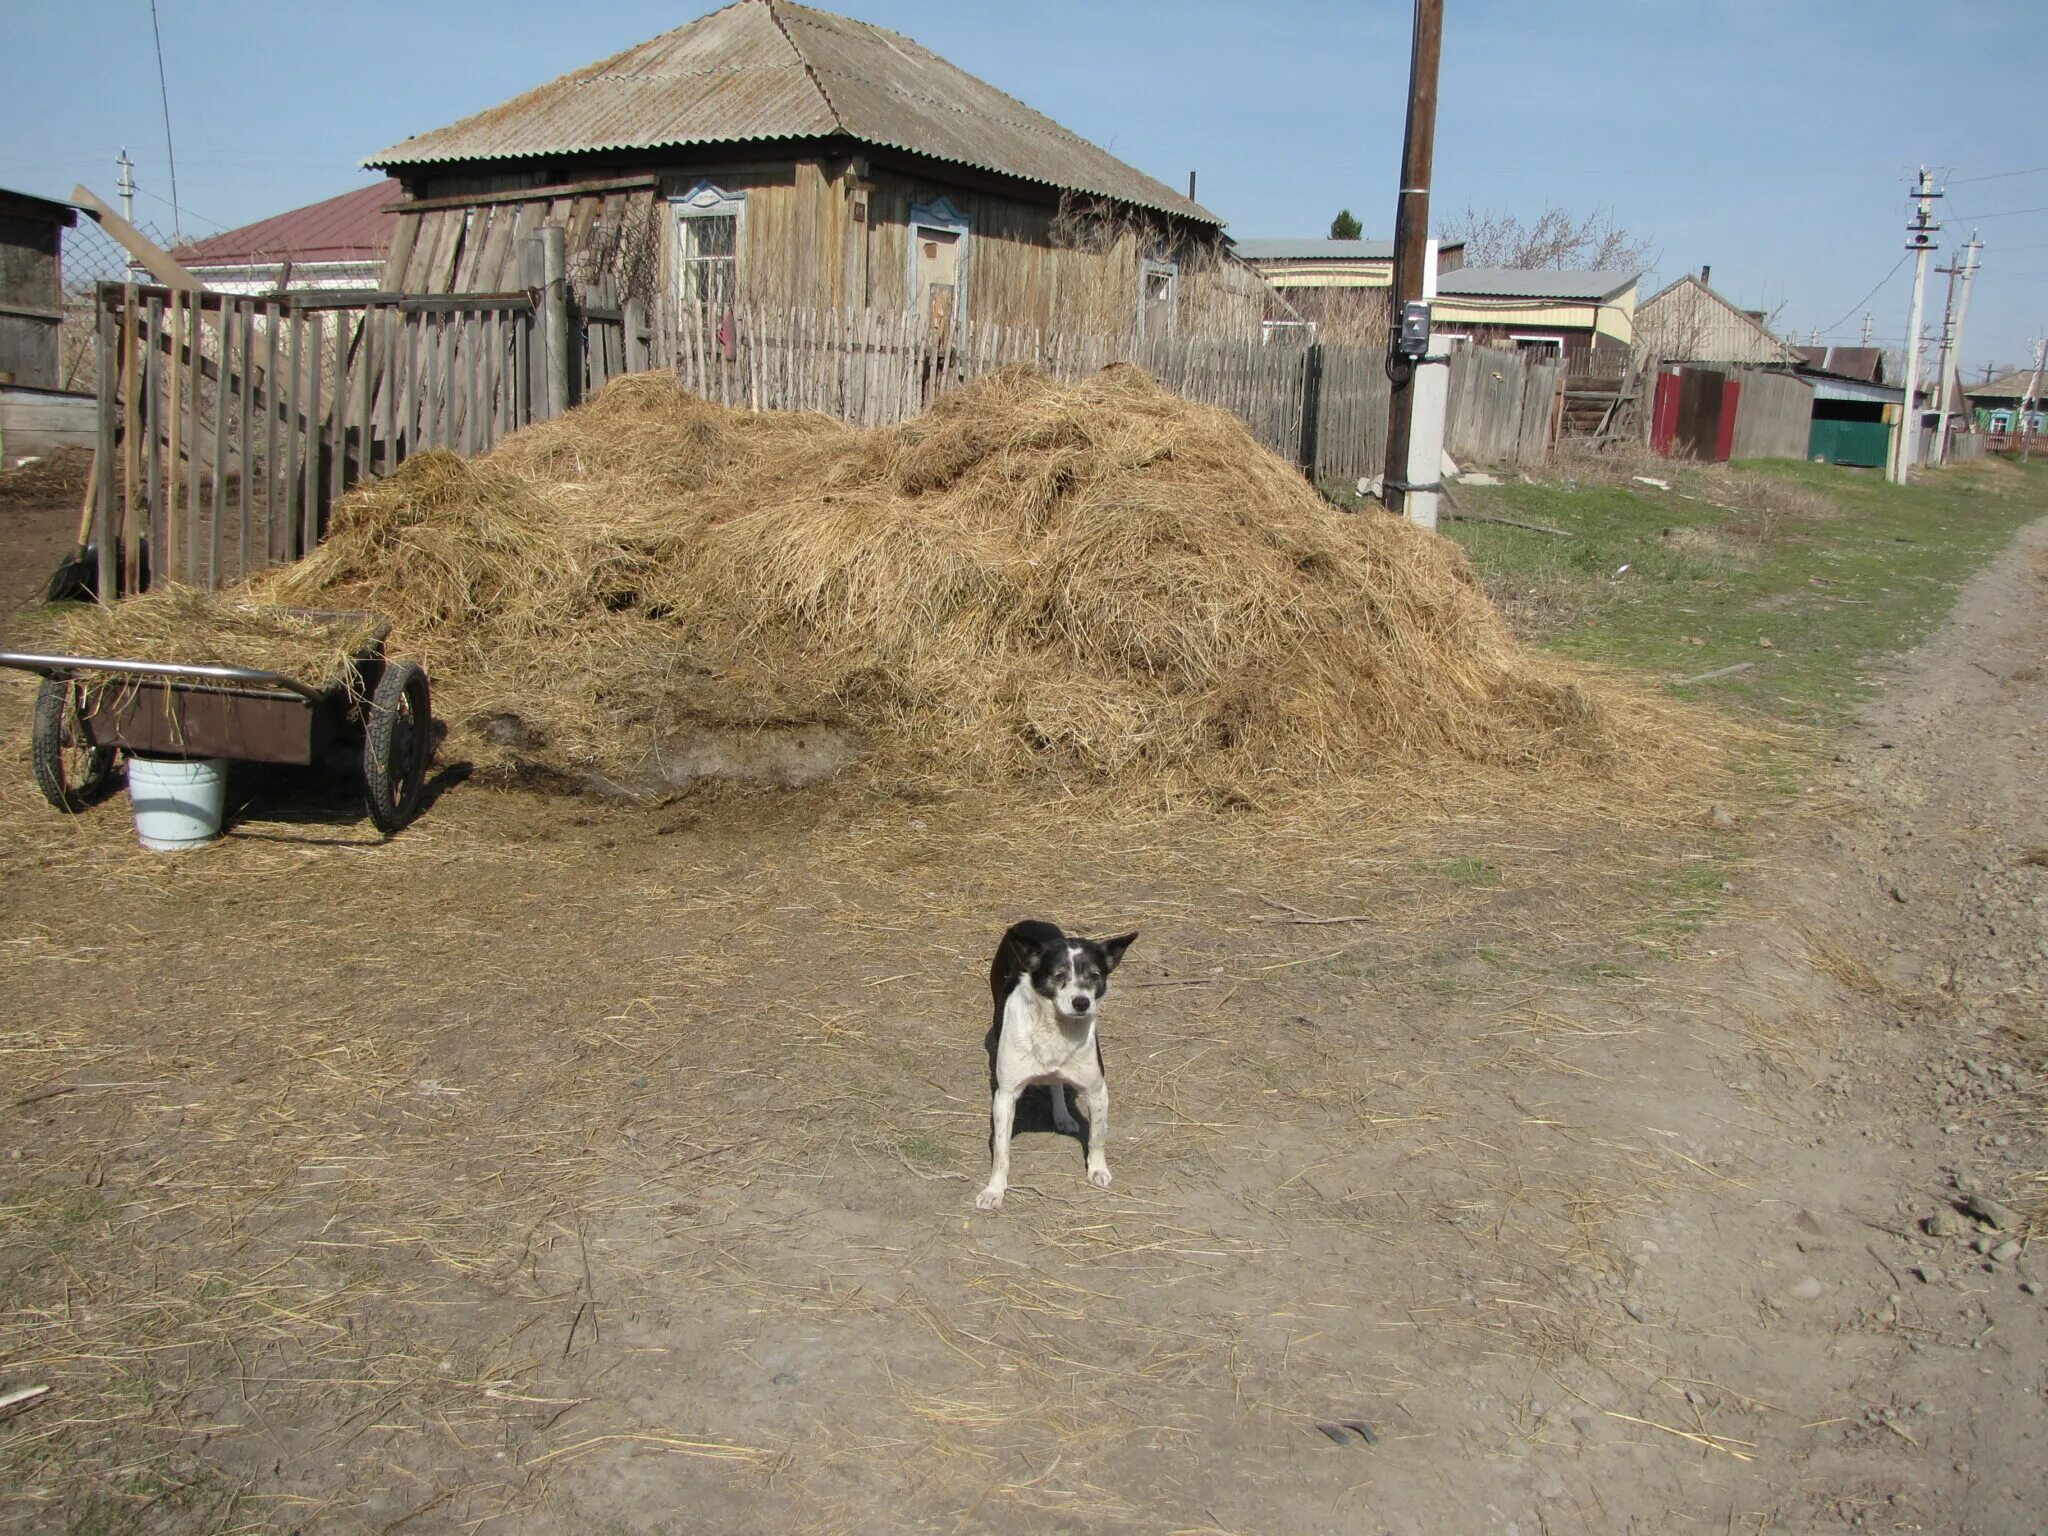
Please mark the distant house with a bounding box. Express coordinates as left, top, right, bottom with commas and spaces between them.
1963, 368, 2046, 434
1636, 269, 1798, 366
1430, 268, 1641, 369
165, 180, 401, 293
1233, 238, 1466, 336
364, 0, 1265, 339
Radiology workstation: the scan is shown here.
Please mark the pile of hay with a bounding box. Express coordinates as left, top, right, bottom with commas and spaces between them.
0, 445, 93, 511
43, 367, 1683, 801
38, 587, 384, 689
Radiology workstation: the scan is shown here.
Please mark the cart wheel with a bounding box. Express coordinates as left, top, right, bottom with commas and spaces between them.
362, 662, 432, 835
32, 677, 117, 813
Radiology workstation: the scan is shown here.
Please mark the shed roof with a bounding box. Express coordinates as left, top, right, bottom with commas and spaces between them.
0, 187, 79, 227
1793, 345, 1886, 385
168, 179, 402, 268
367, 0, 1219, 226
1233, 238, 1467, 262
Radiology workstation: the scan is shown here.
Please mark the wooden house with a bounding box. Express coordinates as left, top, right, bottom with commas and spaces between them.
1232, 237, 1466, 340
1635, 268, 1798, 366
365, 0, 1265, 339
1430, 268, 1640, 370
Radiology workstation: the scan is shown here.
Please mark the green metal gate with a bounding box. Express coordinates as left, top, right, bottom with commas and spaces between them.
1807, 417, 1891, 468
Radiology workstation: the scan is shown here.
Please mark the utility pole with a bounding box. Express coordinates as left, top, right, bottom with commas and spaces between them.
2021, 336, 2046, 460
1381, 0, 1446, 528
1861, 312, 1874, 346
1932, 233, 1980, 464
1888, 168, 1939, 485
116, 149, 135, 224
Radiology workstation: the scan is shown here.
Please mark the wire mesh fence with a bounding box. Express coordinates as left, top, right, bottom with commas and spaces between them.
58, 216, 173, 391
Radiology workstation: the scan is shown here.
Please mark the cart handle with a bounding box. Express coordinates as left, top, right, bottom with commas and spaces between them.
0, 651, 329, 704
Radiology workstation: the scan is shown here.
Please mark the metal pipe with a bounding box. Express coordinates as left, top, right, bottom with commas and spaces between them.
0, 651, 328, 703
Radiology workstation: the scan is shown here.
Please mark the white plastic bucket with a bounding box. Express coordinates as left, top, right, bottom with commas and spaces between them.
127, 755, 229, 850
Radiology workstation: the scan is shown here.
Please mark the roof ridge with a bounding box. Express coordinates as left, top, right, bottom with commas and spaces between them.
761, 0, 849, 135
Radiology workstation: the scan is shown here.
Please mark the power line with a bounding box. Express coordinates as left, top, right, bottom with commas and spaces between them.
1949, 204, 2048, 221
1815, 254, 1908, 337
149, 0, 181, 240
1950, 165, 2048, 185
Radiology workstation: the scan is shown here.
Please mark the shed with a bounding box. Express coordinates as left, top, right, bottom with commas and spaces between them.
365, 0, 1265, 339
0, 187, 79, 389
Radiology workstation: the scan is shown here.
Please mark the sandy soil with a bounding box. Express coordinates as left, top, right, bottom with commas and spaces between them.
0, 488, 2042, 1535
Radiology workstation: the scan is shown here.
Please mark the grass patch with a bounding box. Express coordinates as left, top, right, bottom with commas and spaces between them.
1446, 455, 2048, 728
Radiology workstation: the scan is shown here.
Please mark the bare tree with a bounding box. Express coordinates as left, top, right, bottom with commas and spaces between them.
1440, 202, 1655, 271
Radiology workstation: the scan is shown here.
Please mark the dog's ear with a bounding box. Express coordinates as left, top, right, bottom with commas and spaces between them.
1098, 932, 1138, 972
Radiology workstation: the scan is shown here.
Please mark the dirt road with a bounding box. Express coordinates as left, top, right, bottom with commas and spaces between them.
0, 496, 2043, 1534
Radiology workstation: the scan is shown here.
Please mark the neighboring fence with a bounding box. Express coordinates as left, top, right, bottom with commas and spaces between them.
94, 285, 1565, 594
88, 280, 624, 593
644, 302, 1562, 482
1650, 363, 1817, 462
1727, 367, 1814, 460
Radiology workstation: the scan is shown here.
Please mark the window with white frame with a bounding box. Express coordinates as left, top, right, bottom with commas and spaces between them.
1511, 333, 1564, 357
671, 181, 744, 311
1436, 331, 1472, 351
1139, 256, 1179, 338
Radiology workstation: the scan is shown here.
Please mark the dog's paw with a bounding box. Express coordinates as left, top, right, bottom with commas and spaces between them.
975, 1185, 1006, 1211
1087, 1165, 1112, 1189
1053, 1112, 1081, 1136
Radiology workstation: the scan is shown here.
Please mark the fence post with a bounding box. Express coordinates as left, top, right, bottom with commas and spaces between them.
94, 286, 118, 602
1297, 340, 1324, 479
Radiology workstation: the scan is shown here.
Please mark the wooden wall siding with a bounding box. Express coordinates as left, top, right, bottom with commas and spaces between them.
388, 160, 1258, 342
1726, 367, 1814, 461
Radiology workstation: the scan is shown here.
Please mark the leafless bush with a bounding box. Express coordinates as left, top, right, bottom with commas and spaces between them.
1441, 203, 1655, 272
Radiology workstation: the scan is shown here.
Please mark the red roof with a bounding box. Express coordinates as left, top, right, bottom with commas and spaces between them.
169, 179, 401, 267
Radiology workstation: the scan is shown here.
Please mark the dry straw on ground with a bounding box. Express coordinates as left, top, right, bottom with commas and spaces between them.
0, 444, 92, 510
45, 366, 1712, 805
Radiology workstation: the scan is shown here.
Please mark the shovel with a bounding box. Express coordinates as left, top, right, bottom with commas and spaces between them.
42, 451, 99, 603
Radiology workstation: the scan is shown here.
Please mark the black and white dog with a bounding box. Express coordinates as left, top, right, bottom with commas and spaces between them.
978, 920, 1137, 1211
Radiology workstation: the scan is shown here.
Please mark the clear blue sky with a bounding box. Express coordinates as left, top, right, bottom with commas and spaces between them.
5, 1, 2044, 376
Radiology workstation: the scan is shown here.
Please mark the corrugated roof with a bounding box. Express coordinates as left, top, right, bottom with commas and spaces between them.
1962, 367, 2042, 399
1434, 267, 1639, 302
1233, 238, 1468, 261
1236, 239, 1393, 261
1792, 345, 1885, 385
169, 179, 402, 267
366, 0, 1219, 226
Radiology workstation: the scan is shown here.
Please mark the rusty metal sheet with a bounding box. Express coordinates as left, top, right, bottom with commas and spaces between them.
81, 683, 331, 765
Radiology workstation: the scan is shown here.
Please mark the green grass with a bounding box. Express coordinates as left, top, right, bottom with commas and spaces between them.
1445, 455, 2048, 728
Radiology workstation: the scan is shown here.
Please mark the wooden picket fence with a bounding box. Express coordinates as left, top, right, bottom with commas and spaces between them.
643, 302, 1562, 486
88, 281, 646, 594
92, 284, 1562, 595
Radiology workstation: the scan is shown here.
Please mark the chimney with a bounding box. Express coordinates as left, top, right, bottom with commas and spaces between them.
1188, 171, 1197, 202
1699, 264, 1711, 286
